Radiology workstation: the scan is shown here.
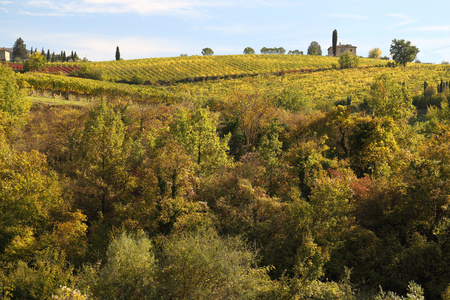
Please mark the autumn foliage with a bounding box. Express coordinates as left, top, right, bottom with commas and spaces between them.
1, 56, 450, 299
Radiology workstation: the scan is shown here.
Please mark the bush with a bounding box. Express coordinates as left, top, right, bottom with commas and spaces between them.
412, 93, 447, 109
52, 286, 88, 300
374, 281, 424, 300
339, 51, 359, 69
82, 231, 157, 300
129, 74, 146, 85
156, 228, 273, 299
0, 251, 74, 300
424, 84, 437, 98
77, 65, 105, 81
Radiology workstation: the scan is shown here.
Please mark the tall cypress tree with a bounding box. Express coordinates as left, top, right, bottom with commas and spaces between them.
115, 46, 121, 61
332, 29, 338, 57
47, 49, 51, 62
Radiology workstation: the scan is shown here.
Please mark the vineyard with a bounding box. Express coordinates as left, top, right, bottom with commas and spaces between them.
75, 54, 389, 84
16, 55, 450, 112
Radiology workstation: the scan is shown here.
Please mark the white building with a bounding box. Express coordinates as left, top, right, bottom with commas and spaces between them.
0, 48, 11, 62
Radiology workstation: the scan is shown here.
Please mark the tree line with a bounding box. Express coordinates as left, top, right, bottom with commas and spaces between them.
11, 37, 83, 62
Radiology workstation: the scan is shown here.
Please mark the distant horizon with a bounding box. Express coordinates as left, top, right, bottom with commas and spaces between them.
1, 0, 450, 63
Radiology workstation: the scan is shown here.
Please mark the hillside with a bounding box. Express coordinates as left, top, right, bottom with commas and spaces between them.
77, 54, 388, 84
20, 54, 450, 111
2, 55, 450, 299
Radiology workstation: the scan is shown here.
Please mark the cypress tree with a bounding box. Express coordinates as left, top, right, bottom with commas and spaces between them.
332, 29, 338, 57
115, 46, 121, 61
47, 49, 51, 62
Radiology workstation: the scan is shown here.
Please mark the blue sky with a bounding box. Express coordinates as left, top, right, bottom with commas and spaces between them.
1, 0, 450, 63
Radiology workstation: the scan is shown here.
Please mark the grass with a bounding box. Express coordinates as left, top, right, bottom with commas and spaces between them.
26, 95, 92, 107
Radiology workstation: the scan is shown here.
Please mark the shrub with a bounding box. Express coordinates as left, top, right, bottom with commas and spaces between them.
156, 228, 273, 299
374, 281, 424, 300
424, 84, 437, 98
129, 74, 146, 85
339, 51, 359, 69
0, 251, 74, 300
82, 231, 157, 300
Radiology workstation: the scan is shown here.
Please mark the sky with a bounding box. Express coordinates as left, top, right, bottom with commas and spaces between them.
1, 0, 450, 63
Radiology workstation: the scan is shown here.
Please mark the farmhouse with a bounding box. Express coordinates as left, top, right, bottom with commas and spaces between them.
0, 48, 11, 62
328, 43, 357, 57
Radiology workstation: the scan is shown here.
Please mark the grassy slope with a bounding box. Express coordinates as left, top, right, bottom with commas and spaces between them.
26, 95, 91, 107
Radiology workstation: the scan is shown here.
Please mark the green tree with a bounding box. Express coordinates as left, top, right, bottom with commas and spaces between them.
84, 231, 157, 300
12, 37, 28, 61
332, 29, 338, 57
28, 52, 47, 71
0, 134, 87, 263
0, 250, 75, 300
257, 130, 283, 196
201, 47, 214, 56
390, 39, 419, 67
115, 46, 120, 61
170, 107, 230, 176
366, 74, 415, 122
157, 228, 272, 299
307, 41, 322, 56
243, 47, 255, 54
0, 65, 30, 140
73, 101, 134, 219
368, 47, 382, 59
339, 50, 359, 68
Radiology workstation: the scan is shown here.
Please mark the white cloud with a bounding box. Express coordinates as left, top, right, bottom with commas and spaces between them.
0, 0, 11, 12
253, 0, 305, 8
414, 26, 450, 32
24, 0, 230, 16
386, 13, 417, 29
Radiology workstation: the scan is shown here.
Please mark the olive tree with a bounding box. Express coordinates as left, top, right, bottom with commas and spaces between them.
390, 39, 419, 67
201, 47, 214, 56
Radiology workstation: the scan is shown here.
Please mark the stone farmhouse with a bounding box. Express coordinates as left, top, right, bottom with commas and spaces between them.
0, 48, 11, 62
328, 43, 357, 57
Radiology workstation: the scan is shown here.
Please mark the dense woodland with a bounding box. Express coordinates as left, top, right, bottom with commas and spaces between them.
0, 54, 450, 299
